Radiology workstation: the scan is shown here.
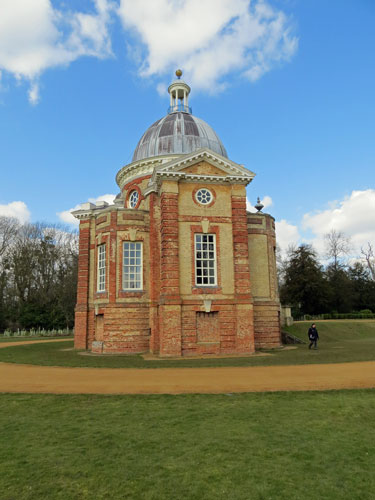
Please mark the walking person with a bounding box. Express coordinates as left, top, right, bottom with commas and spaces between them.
308, 323, 319, 350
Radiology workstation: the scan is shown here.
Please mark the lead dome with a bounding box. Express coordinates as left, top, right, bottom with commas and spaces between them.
132, 72, 228, 162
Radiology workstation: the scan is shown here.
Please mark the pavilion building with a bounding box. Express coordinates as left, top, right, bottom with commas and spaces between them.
73, 71, 281, 356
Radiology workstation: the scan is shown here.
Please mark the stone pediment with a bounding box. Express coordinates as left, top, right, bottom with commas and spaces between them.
182, 161, 227, 176
145, 148, 255, 194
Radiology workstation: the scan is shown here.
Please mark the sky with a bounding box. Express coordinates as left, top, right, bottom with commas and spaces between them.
1, 0, 375, 260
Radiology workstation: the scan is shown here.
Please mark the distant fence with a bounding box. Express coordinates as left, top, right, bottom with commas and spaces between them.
1, 328, 74, 338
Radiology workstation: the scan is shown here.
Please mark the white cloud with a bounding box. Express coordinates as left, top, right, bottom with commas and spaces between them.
0, 201, 30, 223
245, 194, 299, 255
248, 190, 375, 260
58, 205, 82, 226
156, 82, 167, 97
57, 193, 116, 225
1, 0, 297, 101
246, 194, 273, 212
0, 0, 114, 103
118, 0, 298, 92
275, 219, 300, 254
302, 189, 375, 254
28, 81, 40, 105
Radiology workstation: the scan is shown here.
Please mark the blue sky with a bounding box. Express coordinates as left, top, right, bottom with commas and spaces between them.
1, 0, 374, 256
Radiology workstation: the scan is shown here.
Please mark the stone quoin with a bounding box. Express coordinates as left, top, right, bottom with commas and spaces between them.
73, 71, 281, 356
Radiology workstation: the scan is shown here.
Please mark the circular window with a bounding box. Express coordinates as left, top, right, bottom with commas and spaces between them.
195, 188, 212, 205
128, 190, 139, 209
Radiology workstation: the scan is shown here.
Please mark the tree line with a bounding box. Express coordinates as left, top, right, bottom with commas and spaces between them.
279, 230, 375, 317
0, 216, 78, 332
1, 216, 374, 329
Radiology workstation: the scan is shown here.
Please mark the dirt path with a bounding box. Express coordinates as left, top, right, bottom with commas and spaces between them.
0, 339, 374, 394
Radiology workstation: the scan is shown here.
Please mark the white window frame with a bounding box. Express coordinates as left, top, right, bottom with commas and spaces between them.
123, 241, 143, 290
194, 233, 217, 286
97, 244, 106, 292
195, 188, 213, 205
128, 190, 139, 209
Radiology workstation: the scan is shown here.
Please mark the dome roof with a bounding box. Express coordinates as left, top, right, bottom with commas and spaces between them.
132, 112, 228, 162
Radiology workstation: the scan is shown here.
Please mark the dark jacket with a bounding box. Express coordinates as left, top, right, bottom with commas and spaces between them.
308, 327, 319, 341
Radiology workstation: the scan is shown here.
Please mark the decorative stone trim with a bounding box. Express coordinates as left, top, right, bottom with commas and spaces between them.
156, 148, 254, 177
118, 290, 146, 298
116, 155, 180, 189
143, 148, 255, 195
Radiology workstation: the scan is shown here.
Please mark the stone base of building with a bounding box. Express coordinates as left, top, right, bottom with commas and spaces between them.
76, 300, 280, 356
253, 300, 281, 349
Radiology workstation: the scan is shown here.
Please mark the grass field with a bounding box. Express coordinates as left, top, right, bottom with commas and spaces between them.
1, 322, 375, 499
1, 390, 374, 500
0, 321, 374, 368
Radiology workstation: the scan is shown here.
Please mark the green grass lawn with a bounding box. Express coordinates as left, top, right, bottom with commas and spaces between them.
0, 390, 374, 500
0, 321, 374, 368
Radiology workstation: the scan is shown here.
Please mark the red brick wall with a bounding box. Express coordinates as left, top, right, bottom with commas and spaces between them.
159, 190, 182, 356
100, 304, 150, 353
149, 193, 161, 353
75, 181, 280, 356
74, 220, 91, 349
180, 302, 243, 356
231, 194, 255, 353
196, 311, 219, 342
253, 302, 281, 348
79, 209, 153, 354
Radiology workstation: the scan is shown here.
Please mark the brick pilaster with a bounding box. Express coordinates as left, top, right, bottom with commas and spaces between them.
108, 211, 117, 304
231, 194, 254, 353
74, 219, 91, 349
160, 192, 180, 296
159, 188, 182, 356
149, 193, 161, 353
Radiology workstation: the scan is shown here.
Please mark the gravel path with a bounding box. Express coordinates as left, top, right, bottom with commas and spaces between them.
0, 339, 374, 394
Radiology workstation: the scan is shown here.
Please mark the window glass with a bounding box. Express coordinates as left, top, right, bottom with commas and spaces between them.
195, 234, 216, 286
128, 190, 139, 208
123, 242, 143, 289
97, 244, 106, 291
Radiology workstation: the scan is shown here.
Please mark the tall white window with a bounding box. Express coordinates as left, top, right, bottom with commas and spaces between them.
195, 234, 217, 286
97, 244, 106, 292
123, 242, 143, 290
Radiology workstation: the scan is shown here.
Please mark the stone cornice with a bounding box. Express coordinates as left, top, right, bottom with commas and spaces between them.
155, 148, 254, 177
144, 148, 255, 195
115, 154, 181, 189
72, 204, 150, 220
116, 148, 255, 197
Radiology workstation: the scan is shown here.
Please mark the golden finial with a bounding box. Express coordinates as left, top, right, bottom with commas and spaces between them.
175, 69, 182, 79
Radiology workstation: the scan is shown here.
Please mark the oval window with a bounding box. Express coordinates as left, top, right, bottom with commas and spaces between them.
195, 188, 212, 205
128, 190, 139, 208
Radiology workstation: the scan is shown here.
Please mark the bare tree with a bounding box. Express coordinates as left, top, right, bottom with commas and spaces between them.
361, 243, 375, 280
0, 218, 78, 330
0, 216, 19, 259
324, 229, 351, 270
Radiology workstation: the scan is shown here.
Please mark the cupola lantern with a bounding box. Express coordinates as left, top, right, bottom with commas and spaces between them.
168, 69, 191, 114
